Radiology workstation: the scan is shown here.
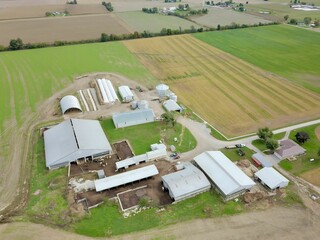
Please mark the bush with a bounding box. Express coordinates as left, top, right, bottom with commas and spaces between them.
102, 1, 113, 12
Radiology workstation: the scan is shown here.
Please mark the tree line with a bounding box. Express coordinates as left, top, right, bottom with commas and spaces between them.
0, 21, 278, 52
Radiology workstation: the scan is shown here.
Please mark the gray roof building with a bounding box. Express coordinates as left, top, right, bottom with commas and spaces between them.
119, 86, 134, 102
252, 153, 273, 167
44, 119, 112, 169
163, 99, 181, 112
112, 109, 155, 128
60, 95, 82, 114
255, 167, 289, 190
94, 164, 159, 192
161, 163, 211, 202
274, 139, 306, 160
194, 151, 255, 200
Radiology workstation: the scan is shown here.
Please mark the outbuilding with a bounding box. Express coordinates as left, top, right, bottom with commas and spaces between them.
161, 163, 211, 202
163, 99, 182, 112
193, 151, 255, 200
254, 167, 289, 190
252, 153, 272, 167
60, 95, 82, 114
44, 119, 112, 169
118, 86, 134, 102
112, 109, 155, 128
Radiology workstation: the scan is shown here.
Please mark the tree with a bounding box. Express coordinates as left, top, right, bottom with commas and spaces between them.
314, 19, 320, 27
9, 38, 24, 50
265, 138, 279, 153
318, 147, 320, 158
289, 18, 298, 25
284, 15, 289, 21
162, 112, 176, 127
101, 33, 109, 42
303, 17, 312, 25
257, 127, 273, 142
295, 132, 310, 144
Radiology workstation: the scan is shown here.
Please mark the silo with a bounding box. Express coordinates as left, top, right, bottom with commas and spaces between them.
131, 100, 138, 109
169, 93, 178, 102
137, 100, 149, 109
156, 84, 169, 98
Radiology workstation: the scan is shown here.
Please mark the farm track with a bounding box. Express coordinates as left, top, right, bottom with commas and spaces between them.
124, 35, 320, 136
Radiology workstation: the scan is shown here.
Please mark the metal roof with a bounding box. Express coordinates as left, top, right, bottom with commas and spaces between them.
44, 119, 112, 169
275, 139, 306, 159
255, 167, 289, 189
163, 99, 181, 112
252, 153, 273, 167
112, 109, 155, 128
94, 164, 159, 192
194, 151, 255, 196
60, 95, 82, 114
118, 86, 134, 100
156, 84, 169, 91
161, 163, 211, 201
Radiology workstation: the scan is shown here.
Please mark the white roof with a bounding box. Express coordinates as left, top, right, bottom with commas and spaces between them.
194, 151, 255, 196
94, 165, 159, 191
162, 163, 210, 201
163, 99, 181, 112
252, 153, 273, 167
156, 83, 169, 91
255, 167, 289, 189
119, 86, 134, 99
112, 109, 155, 128
44, 119, 112, 168
60, 95, 82, 114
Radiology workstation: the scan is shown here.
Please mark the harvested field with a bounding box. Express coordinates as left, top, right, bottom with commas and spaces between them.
124, 35, 320, 137
0, 14, 130, 45
300, 168, 320, 187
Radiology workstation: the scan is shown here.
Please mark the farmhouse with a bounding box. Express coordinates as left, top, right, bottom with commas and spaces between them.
161, 163, 211, 202
252, 153, 272, 167
163, 99, 182, 112
118, 85, 134, 102
254, 167, 289, 191
94, 164, 159, 192
274, 139, 306, 160
194, 151, 255, 200
44, 119, 112, 169
60, 95, 82, 114
112, 109, 155, 128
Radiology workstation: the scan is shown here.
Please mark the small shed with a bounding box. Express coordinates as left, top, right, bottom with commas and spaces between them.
163, 99, 181, 112
252, 153, 272, 167
119, 86, 134, 102
97, 170, 105, 179
60, 95, 82, 114
254, 167, 289, 190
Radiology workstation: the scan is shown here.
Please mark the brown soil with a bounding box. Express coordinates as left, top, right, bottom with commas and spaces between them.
315, 126, 320, 140
300, 168, 320, 187
113, 141, 134, 160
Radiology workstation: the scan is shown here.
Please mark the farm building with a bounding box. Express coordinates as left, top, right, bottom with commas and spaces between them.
163, 99, 182, 112
252, 153, 272, 167
193, 151, 255, 201
60, 95, 82, 114
96, 78, 119, 104
156, 83, 169, 97
118, 86, 134, 102
112, 109, 155, 128
161, 163, 211, 202
116, 145, 167, 171
274, 139, 306, 160
254, 167, 289, 190
44, 119, 112, 169
94, 164, 159, 192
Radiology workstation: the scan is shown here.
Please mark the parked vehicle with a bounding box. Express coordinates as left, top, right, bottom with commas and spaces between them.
225, 145, 237, 149
235, 144, 246, 148
170, 153, 178, 158
237, 148, 245, 156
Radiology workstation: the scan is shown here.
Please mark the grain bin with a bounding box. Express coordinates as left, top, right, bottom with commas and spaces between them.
131, 100, 137, 109
156, 84, 169, 98
169, 93, 178, 102
137, 100, 149, 109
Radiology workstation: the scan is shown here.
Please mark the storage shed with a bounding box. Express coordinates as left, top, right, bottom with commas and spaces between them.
194, 151, 255, 200
112, 109, 155, 128
161, 163, 211, 202
118, 86, 134, 102
163, 99, 182, 112
44, 119, 112, 169
254, 167, 289, 190
252, 153, 273, 167
60, 95, 82, 114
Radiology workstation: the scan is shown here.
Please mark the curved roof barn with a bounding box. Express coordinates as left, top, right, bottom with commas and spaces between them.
60, 95, 82, 114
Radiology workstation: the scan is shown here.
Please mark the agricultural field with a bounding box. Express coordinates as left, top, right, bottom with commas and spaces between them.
194, 25, 320, 94
124, 34, 320, 137
116, 11, 202, 33
191, 7, 270, 28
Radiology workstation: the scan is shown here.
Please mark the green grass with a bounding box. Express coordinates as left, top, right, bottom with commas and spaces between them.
101, 118, 197, 154
193, 25, 320, 93
221, 147, 255, 161
252, 132, 286, 151
0, 41, 156, 133
73, 190, 244, 237
279, 124, 320, 175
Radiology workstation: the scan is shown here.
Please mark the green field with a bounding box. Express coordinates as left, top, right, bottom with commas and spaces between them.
221, 147, 256, 161
101, 118, 197, 154
0, 42, 156, 133
116, 11, 202, 33
194, 25, 320, 93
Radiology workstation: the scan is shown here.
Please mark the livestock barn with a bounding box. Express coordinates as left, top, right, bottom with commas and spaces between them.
112, 109, 155, 128
194, 151, 255, 201
44, 119, 112, 169
254, 167, 289, 191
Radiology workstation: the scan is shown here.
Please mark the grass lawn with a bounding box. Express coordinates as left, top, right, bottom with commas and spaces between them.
101, 118, 197, 154
279, 124, 320, 175
193, 25, 320, 94
252, 132, 286, 151
73, 190, 244, 237
221, 147, 256, 161
0, 41, 156, 133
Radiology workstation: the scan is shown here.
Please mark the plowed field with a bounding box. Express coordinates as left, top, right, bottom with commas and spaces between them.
124, 35, 320, 137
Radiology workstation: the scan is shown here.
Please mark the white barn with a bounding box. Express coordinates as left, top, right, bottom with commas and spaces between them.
60, 95, 82, 114
194, 151, 255, 200
44, 119, 112, 169
161, 163, 211, 202
119, 86, 134, 102
163, 99, 181, 112
254, 167, 289, 190
112, 109, 155, 128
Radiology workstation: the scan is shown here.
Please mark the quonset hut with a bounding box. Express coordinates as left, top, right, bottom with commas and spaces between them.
60, 95, 82, 114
